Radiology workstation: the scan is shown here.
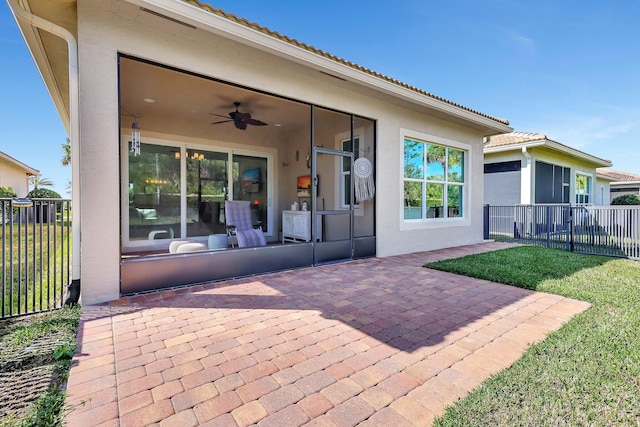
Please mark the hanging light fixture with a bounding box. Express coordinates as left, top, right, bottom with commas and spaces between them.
130, 119, 141, 156
186, 150, 205, 161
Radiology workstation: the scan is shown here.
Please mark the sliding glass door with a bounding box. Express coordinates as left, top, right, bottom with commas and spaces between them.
128, 143, 181, 241
124, 140, 272, 251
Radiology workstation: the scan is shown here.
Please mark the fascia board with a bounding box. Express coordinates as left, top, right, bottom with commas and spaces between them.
483, 140, 547, 154
544, 140, 612, 168
610, 181, 640, 186
485, 140, 611, 168
0, 152, 40, 175
129, 0, 512, 134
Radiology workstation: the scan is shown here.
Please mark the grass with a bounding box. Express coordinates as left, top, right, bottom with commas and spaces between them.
0, 305, 80, 426
426, 246, 640, 426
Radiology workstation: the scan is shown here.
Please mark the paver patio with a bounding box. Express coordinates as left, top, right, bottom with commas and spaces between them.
65, 242, 591, 426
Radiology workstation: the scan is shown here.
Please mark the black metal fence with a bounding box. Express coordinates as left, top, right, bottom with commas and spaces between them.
485, 204, 640, 259
1, 198, 72, 318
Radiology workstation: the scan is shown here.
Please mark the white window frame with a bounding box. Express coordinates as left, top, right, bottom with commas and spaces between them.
335, 128, 364, 209
575, 171, 593, 204
399, 129, 471, 230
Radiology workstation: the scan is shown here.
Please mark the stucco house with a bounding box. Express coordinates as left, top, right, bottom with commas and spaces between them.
9, 0, 511, 304
596, 169, 640, 203
484, 132, 612, 206
0, 150, 39, 197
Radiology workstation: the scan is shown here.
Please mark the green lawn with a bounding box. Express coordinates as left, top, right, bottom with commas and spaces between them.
426, 246, 640, 426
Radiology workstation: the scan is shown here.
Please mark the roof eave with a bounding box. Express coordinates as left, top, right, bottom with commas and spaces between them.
129, 0, 512, 134
611, 181, 640, 186
9, 1, 72, 133
485, 139, 611, 168
0, 152, 40, 176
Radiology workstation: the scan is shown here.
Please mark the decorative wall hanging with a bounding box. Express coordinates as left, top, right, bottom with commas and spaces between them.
130, 119, 141, 156
354, 157, 375, 202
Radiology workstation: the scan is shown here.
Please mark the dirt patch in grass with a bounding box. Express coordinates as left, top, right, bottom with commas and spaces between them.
0, 309, 79, 425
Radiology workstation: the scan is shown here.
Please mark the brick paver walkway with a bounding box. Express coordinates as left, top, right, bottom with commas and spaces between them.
65, 242, 590, 426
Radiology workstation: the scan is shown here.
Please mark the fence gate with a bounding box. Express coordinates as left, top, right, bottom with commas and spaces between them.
1, 198, 71, 318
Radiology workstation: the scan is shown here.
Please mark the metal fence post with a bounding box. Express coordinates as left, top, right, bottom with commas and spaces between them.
483, 204, 490, 240
569, 206, 574, 252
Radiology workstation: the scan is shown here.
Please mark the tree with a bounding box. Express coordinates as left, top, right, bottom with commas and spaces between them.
29, 174, 54, 191
61, 138, 71, 166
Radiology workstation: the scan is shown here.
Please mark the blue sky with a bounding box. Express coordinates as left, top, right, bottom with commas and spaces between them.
2, 0, 639, 196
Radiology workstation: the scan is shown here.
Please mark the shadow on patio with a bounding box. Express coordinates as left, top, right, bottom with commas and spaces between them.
66, 242, 591, 426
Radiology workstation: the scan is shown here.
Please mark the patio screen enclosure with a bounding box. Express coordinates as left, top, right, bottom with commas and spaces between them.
119, 56, 376, 294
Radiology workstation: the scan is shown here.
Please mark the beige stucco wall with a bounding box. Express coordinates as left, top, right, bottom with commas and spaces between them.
0, 158, 31, 197
77, 0, 499, 303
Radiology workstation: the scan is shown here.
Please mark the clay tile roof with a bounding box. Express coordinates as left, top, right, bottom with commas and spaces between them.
182, 0, 509, 126
484, 131, 547, 148
596, 169, 640, 181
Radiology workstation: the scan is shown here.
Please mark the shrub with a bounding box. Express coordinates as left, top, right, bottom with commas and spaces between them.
611, 194, 640, 205
27, 188, 62, 199
0, 186, 17, 198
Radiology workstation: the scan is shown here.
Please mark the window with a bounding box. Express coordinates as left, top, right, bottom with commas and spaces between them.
535, 161, 570, 203
128, 143, 182, 241
575, 173, 592, 204
340, 136, 360, 207
403, 137, 465, 220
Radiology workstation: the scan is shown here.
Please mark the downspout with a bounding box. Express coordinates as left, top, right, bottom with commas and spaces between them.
7, 0, 81, 304
521, 147, 532, 204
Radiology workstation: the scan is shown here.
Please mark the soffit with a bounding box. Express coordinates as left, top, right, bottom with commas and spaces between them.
14, 0, 77, 131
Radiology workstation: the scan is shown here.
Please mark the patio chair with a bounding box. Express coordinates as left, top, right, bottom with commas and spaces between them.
224, 200, 267, 248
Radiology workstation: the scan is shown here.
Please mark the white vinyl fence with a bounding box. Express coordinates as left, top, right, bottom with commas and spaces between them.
486, 204, 640, 259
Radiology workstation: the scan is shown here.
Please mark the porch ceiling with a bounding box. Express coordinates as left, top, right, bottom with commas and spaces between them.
119, 57, 313, 141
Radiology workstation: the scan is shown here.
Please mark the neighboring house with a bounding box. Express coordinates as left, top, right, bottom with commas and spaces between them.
484, 132, 612, 206
596, 169, 640, 202
9, 0, 511, 304
0, 150, 38, 197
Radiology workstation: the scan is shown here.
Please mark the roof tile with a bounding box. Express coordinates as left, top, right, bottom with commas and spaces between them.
596, 169, 640, 181
182, 0, 509, 126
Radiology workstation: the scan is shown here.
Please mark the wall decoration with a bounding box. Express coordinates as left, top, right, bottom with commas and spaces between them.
297, 175, 311, 197
242, 168, 260, 193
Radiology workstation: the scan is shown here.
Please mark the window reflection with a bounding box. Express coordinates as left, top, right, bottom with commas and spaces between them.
186, 150, 228, 237
128, 143, 181, 240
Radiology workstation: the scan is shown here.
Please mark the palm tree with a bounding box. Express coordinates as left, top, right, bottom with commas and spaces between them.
29, 174, 54, 190
61, 138, 71, 166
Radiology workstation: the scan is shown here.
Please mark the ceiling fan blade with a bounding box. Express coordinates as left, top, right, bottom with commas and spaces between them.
211, 119, 233, 125
245, 118, 268, 126
210, 112, 233, 120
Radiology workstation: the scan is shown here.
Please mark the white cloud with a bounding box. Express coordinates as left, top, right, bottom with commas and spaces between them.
502, 30, 537, 53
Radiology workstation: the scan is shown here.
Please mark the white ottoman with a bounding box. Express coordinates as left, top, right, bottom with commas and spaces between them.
175, 242, 208, 253
169, 240, 193, 254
